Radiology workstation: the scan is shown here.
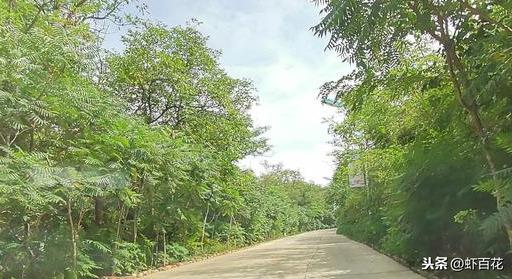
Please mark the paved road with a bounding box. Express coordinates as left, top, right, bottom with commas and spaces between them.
143, 229, 424, 279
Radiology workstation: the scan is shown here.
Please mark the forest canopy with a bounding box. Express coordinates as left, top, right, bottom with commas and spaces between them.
0, 1, 333, 278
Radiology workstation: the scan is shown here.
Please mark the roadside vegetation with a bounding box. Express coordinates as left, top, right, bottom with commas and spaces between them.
314, 1, 512, 278
0, 1, 333, 278
3, 1, 510, 279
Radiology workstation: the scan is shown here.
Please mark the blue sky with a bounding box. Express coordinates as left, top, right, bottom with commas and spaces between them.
104, 0, 352, 185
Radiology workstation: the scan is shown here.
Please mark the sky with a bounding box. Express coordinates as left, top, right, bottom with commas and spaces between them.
104, 0, 352, 185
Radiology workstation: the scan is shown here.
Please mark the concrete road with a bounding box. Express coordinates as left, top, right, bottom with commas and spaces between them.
143, 229, 424, 279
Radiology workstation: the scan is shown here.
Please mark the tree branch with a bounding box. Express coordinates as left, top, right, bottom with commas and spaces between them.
459, 0, 512, 35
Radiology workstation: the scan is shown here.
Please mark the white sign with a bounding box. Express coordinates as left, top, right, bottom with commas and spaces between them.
348, 161, 366, 188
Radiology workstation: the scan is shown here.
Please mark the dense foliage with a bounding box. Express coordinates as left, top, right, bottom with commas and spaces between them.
0, 1, 333, 278
314, 0, 512, 278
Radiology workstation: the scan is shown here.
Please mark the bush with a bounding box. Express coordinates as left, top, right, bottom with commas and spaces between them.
167, 243, 189, 262
112, 242, 146, 275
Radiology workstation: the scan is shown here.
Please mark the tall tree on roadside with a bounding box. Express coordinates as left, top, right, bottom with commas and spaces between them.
313, 0, 512, 248
107, 22, 267, 161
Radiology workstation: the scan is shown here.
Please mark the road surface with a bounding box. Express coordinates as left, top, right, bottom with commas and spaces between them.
143, 229, 424, 279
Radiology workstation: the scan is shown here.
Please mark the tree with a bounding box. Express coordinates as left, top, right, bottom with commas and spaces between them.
314, 0, 512, 250
107, 22, 266, 161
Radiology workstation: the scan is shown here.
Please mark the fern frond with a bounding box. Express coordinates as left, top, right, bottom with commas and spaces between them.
481, 204, 512, 239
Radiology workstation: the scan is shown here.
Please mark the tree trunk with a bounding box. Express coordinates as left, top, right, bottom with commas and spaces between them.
201, 203, 210, 251
112, 203, 125, 276
443, 39, 512, 248
133, 209, 138, 243
94, 196, 104, 226
115, 204, 124, 242
163, 230, 167, 265
153, 232, 159, 267
228, 214, 233, 247
67, 198, 77, 270
132, 175, 144, 243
